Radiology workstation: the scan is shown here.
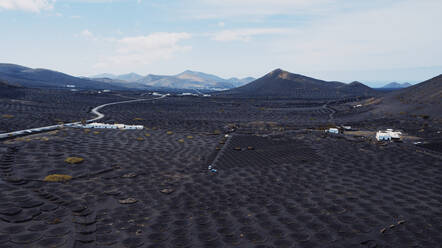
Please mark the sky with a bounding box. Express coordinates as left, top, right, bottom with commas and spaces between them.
0, 0, 441, 87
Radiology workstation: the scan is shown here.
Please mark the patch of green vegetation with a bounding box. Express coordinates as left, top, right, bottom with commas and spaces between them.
65, 157, 84, 164
44, 174, 72, 182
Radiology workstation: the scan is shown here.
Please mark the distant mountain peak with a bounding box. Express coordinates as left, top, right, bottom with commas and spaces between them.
382, 82, 413, 89
348, 81, 367, 86
267, 68, 285, 76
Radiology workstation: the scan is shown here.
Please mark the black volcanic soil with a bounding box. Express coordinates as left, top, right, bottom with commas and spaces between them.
99, 96, 336, 133
0, 128, 440, 248
0, 88, 441, 247
0, 88, 127, 133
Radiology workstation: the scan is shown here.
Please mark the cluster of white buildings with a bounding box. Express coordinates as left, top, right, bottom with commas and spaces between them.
68, 122, 144, 130
376, 129, 402, 141
325, 126, 402, 142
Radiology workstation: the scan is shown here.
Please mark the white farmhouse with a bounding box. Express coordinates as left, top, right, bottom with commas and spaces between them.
376, 129, 402, 141
376, 131, 391, 141
326, 128, 339, 134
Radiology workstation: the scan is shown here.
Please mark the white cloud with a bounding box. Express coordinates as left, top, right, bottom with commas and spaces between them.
81, 29, 93, 38
268, 0, 442, 73
0, 0, 55, 12
188, 0, 335, 19
212, 28, 291, 42
95, 32, 192, 69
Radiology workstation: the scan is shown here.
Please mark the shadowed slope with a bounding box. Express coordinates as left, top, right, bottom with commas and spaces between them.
375, 74, 442, 118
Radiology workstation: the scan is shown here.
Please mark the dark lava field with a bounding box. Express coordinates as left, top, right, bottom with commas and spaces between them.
0, 88, 441, 248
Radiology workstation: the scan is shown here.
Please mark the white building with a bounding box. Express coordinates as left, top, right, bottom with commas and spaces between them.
376, 129, 402, 141
326, 128, 339, 134
376, 131, 391, 141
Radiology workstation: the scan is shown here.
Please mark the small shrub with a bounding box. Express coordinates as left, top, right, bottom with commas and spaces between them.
133, 118, 144, 121
93, 131, 100, 135
186, 135, 194, 139
65, 157, 84, 164
178, 139, 184, 143
44, 174, 72, 182
167, 131, 173, 135
145, 133, 151, 137
136, 137, 144, 141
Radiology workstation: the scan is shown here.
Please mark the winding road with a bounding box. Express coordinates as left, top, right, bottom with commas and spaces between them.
0, 94, 166, 139
323, 101, 336, 122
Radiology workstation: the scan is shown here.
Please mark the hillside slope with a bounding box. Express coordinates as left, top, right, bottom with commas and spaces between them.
375, 74, 442, 118
0, 63, 126, 90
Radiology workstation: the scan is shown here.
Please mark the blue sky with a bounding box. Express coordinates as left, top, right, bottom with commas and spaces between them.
1, 0, 441, 87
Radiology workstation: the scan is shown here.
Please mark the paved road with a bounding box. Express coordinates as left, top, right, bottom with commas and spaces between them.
0, 94, 166, 139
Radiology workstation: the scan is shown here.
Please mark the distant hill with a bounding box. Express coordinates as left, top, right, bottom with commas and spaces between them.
337, 81, 380, 97
217, 69, 379, 99
376, 74, 442, 118
91, 72, 143, 82
0, 63, 127, 90
136, 70, 254, 90
382, 82, 412, 89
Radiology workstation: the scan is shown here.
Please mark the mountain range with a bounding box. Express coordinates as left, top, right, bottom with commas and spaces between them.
218, 69, 379, 99
91, 70, 255, 90
0, 63, 254, 91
